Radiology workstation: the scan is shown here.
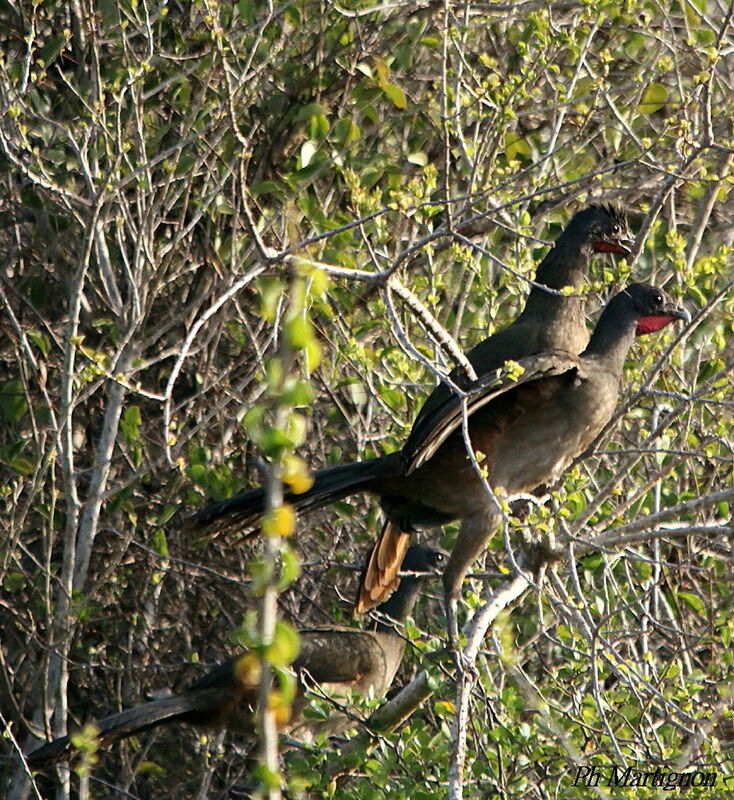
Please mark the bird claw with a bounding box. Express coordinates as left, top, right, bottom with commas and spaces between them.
444, 599, 479, 680
445, 597, 460, 650
452, 647, 480, 682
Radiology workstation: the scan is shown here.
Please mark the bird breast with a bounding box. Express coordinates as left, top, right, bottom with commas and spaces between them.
488, 370, 619, 493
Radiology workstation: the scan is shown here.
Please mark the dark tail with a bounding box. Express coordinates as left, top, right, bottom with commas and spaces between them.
189, 456, 392, 534
26, 695, 199, 769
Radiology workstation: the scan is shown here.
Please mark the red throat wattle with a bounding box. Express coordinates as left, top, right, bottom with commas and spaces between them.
636, 315, 675, 335
593, 241, 629, 254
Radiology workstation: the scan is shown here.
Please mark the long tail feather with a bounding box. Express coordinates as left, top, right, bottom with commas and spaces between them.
353, 521, 411, 614
26, 695, 198, 769
188, 458, 386, 535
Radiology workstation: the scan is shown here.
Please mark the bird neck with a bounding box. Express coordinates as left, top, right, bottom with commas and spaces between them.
581, 297, 639, 373
371, 577, 422, 636
519, 236, 591, 320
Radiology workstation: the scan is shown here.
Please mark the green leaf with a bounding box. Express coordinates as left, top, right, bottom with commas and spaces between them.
334, 117, 360, 145
504, 131, 531, 162
3, 572, 26, 592
188, 463, 208, 484
289, 161, 326, 184
373, 57, 389, 83
237, 0, 256, 23
251, 180, 284, 196
636, 560, 651, 582
260, 425, 295, 455
9, 455, 33, 475
188, 445, 208, 466
120, 405, 142, 444
243, 405, 265, 437
308, 114, 329, 139
285, 315, 312, 348
214, 194, 234, 215
27, 329, 50, 356
282, 379, 314, 406
677, 591, 706, 615
151, 528, 169, 557
379, 388, 403, 410
638, 82, 667, 113
38, 35, 66, 68
258, 277, 285, 322
137, 761, 166, 776
174, 153, 196, 176
277, 543, 301, 590
684, 0, 706, 27
0, 380, 28, 423
721, 623, 732, 648
361, 103, 378, 125
265, 620, 300, 666
294, 103, 329, 122
381, 82, 407, 109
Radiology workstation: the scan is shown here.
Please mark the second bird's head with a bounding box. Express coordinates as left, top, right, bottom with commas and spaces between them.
621, 283, 691, 335
568, 203, 634, 255
400, 544, 447, 575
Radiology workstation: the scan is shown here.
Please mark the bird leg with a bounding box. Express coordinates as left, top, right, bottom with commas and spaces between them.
445, 594, 460, 650
442, 511, 499, 651
519, 526, 562, 575
444, 596, 479, 678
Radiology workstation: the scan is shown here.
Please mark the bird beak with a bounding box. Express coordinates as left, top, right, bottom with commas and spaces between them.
593, 232, 635, 255
665, 303, 692, 324
614, 232, 636, 254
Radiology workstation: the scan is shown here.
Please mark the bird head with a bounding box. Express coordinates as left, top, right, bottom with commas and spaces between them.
571, 203, 634, 255
623, 283, 691, 335
400, 544, 447, 575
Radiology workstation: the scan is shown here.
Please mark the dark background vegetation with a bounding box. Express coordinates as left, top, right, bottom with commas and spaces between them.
1, 0, 733, 797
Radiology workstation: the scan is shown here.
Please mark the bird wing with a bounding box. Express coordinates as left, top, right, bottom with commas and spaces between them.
401, 350, 581, 474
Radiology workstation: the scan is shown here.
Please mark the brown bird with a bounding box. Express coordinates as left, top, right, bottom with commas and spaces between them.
187, 205, 635, 636
358, 282, 689, 635
408, 203, 632, 439
188, 203, 630, 554
25, 545, 445, 769
191, 278, 686, 642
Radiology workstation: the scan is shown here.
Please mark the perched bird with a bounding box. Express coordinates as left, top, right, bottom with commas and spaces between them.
408, 202, 632, 439
187, 205, 632, 583
26, 545, 445, 768
358, 283, 689, 634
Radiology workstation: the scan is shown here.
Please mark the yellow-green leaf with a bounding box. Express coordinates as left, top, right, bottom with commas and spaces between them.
381, 82, 407, 109
407, 151, 428, 166
282, 454, 314, 494
265, 620, 300, 666
504, 131, 531, 162
677, 591, 706, 615
638, 82, 667, 113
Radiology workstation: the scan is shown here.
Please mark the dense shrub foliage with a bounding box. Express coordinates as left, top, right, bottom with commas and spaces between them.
1, 0, 732, 797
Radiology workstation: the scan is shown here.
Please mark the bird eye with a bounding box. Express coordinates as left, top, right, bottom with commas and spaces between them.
611, 224, 620, 234
654, 293, 663, 305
